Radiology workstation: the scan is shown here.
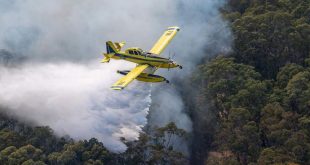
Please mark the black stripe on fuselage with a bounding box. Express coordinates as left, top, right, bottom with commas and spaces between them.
114, 53, 170, 63
145, 54, 166, 59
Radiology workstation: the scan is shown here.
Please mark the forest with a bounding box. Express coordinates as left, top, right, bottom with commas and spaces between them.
0, 0, 309, 165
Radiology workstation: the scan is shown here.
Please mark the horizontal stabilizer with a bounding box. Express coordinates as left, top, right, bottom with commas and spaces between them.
101, 57, 110, 63
101, 53, 114, 63
114, 42, 126, 51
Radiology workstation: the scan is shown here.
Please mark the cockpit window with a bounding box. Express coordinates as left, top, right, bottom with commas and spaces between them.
134, 51, 142, 55
128, 50, 143, 55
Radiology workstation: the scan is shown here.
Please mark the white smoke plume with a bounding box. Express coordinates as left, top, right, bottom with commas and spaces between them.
0, 0, 231, 152
146, 0, 231, 155
0, 61, 150, 151
147, 0, 231, 134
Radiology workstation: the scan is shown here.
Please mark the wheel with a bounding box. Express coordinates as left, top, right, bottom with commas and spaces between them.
166, 80, 170, 83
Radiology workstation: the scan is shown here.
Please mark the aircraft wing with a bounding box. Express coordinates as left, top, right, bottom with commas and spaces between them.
111, 64, 149, 90
149, 26, 180, 55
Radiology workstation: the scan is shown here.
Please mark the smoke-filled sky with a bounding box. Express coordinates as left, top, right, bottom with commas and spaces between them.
0, 61, 150, 151
0, 0, 231, 152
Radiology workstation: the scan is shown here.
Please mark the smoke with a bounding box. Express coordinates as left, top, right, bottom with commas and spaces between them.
0, 0, 176, 61
0, 61, 151, 151
0, 0, 231, 152
146, 0, 232, 155
143, 0, 232, 157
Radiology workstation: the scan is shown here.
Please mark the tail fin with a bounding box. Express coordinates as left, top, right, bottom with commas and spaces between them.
101, 41, 118, 63
106, 41, 118, 54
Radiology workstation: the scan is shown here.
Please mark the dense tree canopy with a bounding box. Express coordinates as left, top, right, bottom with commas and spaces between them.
0, 112, 188, 165
189, 1, 310, 164
225, 0, 310, 78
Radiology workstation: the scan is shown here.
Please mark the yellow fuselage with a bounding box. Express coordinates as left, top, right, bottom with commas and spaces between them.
110, 52, 180, 69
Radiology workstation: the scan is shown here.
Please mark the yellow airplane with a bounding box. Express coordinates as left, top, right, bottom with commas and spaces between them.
101, 26, 182, 90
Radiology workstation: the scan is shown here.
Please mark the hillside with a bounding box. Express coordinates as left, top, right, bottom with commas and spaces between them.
190, 1, 310, 164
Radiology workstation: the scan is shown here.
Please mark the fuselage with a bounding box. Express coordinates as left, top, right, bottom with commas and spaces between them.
110, 51, 180, 69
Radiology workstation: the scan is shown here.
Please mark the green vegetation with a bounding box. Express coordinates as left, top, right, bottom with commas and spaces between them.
193, 56, 310, 164
227, 0, 310, 79
0, 112, 113, 165
0, 112, 188, 164
0, 0, 309, 165
190, 1, 310, 164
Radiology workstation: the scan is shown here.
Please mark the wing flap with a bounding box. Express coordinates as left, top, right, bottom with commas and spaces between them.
149, 26, 180, 55
111, 64, 149, 90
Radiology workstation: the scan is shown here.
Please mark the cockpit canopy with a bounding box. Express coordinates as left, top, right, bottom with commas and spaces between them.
125, 47, 144, 55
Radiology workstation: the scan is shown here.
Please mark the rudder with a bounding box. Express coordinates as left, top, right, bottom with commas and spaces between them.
106, 41, 118, 54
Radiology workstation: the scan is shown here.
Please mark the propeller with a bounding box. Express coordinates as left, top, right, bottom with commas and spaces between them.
167, 51, 176, 71
168, 51, 176, 60
167, 51, 182, 70
171, 52, 176, 59
168, 51, 171, 60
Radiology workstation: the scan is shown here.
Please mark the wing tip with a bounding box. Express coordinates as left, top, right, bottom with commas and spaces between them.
111, 85, 124, 90
167, 26, 180, 31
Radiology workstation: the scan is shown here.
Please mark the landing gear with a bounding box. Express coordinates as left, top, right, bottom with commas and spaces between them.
178, 65, 183, 69
166, 80, 170, 83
